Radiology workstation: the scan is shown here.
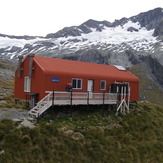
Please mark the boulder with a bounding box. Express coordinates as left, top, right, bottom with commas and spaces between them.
71, 132, 84, 140
0, 150, 4, 155
20, 119, 35, 129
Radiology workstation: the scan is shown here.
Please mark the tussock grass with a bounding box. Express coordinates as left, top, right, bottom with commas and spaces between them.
0, 60, 16, 70
0, 102, 163, 162
0, 92, 26, 108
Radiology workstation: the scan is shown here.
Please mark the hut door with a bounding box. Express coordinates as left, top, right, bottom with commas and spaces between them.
87, 80, 94, 98
87, 80, 94, 92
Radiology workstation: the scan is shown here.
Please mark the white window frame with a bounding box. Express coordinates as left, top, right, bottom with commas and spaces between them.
72, 78, 82, 89
100, 80, 106, 90
24, 76, 31, 92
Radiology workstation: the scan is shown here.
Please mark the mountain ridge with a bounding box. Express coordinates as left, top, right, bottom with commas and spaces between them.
46, 7, 163, 38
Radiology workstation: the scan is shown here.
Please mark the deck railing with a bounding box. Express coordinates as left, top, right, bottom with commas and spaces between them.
45, 91, 118, 106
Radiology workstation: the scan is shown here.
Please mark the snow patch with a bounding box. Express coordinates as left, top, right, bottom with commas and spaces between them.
0, 36, 49, 48
52, 21, 157, 51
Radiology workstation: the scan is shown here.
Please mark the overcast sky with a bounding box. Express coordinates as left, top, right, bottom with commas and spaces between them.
0, 0, 162, 36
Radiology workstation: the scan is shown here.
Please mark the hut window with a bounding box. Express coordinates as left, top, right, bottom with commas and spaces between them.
100, 80, 106, 90
72, 79, 82, 89
24, 76, 31, 92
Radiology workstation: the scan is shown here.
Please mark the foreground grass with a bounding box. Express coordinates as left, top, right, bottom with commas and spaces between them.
0, 102, 163, 163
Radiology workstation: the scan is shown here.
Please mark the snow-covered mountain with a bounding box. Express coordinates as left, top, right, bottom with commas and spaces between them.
0, 7, 163, 90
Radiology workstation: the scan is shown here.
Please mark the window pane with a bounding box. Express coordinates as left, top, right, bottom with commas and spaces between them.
72, 79, 82, 89
72, 79, 76, 88
100, 81, 106, 90
77, 79, 81, 88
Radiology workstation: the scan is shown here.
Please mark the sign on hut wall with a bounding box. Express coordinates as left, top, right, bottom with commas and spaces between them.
51, 77, 60, 82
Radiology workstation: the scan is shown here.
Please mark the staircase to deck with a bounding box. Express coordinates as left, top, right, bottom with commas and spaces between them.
28, 92, 53, 118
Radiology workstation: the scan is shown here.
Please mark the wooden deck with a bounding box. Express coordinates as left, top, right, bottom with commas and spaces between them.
28, 91, 129, 118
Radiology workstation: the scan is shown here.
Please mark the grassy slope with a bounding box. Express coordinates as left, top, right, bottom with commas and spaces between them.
0, 60, 16, 70
0, 102, 163, 163
130, 63, 163, 106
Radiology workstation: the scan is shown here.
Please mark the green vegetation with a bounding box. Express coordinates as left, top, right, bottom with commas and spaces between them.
130, 63, 163, 106
0, 102, 163, 163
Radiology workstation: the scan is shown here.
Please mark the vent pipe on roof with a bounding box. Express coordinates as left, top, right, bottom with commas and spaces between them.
28, 53, 35, 78
18, 55, 24, 78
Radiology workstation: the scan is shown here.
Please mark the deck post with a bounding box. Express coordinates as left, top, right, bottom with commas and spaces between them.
103, 92, 105, 105
123, 86, 126, 114
120, 86, 123, 113
127, 85, 130, 113
87, 91, 89, 105
52, 91, 55, 117
70, 91, 73, 106
52, 90, 55, 107
26, 94, 28, 109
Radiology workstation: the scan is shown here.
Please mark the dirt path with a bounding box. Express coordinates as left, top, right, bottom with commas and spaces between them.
0, 108, 28, 120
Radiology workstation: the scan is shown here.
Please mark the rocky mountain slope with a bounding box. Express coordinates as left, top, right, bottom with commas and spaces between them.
130, 62, 163, 105
0, 7, 163, 102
